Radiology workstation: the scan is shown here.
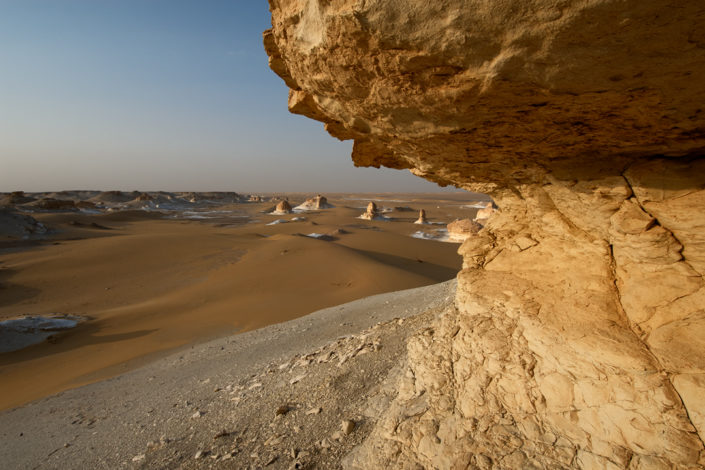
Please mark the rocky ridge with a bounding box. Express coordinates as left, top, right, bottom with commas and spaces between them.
265, 1, 705, 468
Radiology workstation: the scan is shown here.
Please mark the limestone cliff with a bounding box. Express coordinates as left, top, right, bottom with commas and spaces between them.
265, 1, 705, 467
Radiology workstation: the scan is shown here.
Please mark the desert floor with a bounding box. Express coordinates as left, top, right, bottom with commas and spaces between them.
0, 192, 487, 410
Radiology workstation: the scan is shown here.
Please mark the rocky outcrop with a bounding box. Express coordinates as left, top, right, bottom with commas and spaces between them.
414, 209, 427, 225
474, 202, 496, 226
265, 1, 705, 467
0, 209, 48, 239
446, 218, 482, 242
272, 200, 293, 215
32, 198, 78, 211
359, 202, 380, 220
0, 191, 35, 206
295, 194, 333, 211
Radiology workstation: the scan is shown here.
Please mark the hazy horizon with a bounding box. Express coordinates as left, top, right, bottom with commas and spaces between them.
0, 1, 456, 194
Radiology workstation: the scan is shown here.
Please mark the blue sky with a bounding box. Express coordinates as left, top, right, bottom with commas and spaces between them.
0, 1, 451, 193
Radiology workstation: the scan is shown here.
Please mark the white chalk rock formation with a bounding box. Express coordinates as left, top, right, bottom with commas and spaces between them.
414, 209, 428, 225
359, 201, 380, 220
294, 194, 334, 211
271, 200, 293, 215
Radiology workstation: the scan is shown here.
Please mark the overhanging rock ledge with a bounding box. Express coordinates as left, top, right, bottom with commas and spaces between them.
265, 1, 705, 467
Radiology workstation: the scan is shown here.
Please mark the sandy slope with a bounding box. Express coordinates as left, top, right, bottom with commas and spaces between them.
0, 280, 456, 470
0, 194, 481, 410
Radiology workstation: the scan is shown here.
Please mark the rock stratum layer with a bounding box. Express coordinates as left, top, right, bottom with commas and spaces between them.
265, 1, 705, 468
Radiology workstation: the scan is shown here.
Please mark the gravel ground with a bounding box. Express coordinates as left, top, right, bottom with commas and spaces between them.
0, 280, 456, 470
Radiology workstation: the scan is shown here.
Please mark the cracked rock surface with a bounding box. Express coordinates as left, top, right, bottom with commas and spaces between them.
265, 1, 705, 467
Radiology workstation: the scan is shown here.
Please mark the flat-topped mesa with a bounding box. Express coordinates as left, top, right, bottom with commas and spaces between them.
414, 209, 427, 225
266, 1, 705, 468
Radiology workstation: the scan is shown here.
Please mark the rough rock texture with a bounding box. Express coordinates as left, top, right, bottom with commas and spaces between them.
273, 200, 293, 214
414, 209, 428, 225
359, 201, 380, 220
295, 194, 334, 211
265, 1, 705, 467
474, 202, 496, 226
314, 194, 330, 209
0, 209, 48, 240
446, 218, 483, 242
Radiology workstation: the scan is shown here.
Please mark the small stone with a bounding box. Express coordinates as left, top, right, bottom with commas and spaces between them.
306, 407, 322, 415
342, 419, 356, 435
214, 429, 230, 439
194, 450, 203, 459
191, 411, 204, 419
275, 405, 290, 416
265, 456, 278, 466
132, 454, 145, 462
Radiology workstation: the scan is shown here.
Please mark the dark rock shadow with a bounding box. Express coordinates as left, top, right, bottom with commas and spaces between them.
348, 248, 458, 282
0, 268, 41, 307
0, 322, 158, 366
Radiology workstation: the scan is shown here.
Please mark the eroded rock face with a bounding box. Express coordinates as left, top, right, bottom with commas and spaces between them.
474, 202, 496, 226
446, 218, 482, 242
265, 1, 705, 467
414, 209, 427, 225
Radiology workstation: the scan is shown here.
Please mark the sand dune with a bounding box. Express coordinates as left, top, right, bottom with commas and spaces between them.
0, 192, 488, 410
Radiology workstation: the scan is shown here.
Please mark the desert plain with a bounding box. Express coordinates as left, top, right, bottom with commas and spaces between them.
0, 190, 488, 411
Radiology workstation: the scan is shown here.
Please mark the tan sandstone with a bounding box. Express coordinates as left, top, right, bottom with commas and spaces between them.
474, 202, 496, 226
265, 1, 705, 468
446, 218, 482, 243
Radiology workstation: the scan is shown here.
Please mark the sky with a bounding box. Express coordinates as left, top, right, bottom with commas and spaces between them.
0, 1, 452, 193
